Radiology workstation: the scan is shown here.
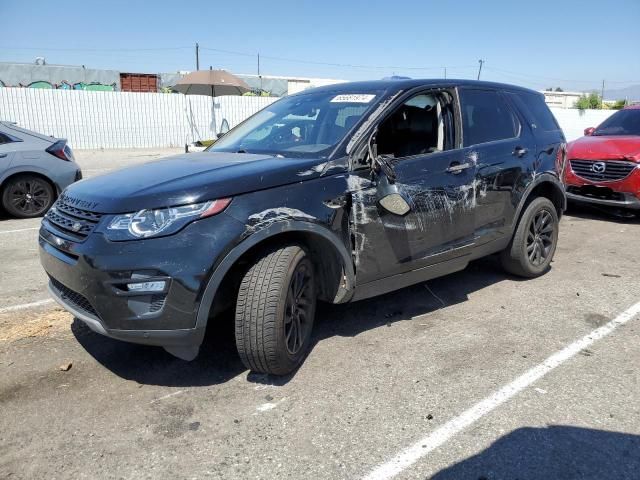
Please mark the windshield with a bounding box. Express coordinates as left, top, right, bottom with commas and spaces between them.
594, 109, 640, 136
208, 90, 383, 158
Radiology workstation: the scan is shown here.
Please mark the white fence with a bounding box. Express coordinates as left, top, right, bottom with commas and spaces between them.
0, 88, 617, 149
0, 88, 276, 149
549, 108, 614, 141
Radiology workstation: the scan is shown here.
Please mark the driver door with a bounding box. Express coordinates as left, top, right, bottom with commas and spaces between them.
349, 90, 476, 286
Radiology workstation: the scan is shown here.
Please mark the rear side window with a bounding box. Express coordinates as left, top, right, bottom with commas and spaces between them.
0, 133, 15, 145
511, 91, 560, 131
0, 131, 22, 145
459, 89, 519, 147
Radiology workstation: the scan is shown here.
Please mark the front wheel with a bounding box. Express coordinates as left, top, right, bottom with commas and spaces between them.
500, 197, 559, 278
235, 245, 316, 375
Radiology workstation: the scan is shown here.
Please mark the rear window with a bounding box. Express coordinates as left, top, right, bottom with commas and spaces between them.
510, 91, 560, 131
459, 89, 519, 147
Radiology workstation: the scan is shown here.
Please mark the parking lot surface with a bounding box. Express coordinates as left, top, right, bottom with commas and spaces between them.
1, 149, 639, 479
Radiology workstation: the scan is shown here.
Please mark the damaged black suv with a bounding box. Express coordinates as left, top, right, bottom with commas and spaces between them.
39, 79, 566, 375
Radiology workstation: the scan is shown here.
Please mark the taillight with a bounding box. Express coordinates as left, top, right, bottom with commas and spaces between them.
46, 140, 74, 161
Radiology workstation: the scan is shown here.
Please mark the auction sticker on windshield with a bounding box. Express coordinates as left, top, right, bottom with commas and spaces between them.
330, 94, 376, 103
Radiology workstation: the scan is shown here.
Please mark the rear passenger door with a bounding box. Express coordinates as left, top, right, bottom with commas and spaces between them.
458, 88, 533, 246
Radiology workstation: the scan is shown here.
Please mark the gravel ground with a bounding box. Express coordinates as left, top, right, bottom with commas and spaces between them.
0, 149, 639, 479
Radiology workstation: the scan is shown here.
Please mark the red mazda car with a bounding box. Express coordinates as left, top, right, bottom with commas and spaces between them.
565, 105, 640, 212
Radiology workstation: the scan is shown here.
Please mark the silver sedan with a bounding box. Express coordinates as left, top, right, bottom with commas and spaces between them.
0, 121, 82, 218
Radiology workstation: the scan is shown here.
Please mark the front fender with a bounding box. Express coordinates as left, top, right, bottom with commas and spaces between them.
195, 219, 355, 330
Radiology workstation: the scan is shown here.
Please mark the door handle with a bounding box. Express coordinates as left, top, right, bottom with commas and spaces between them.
512, 146, 528, 157
446, 162, 472, 174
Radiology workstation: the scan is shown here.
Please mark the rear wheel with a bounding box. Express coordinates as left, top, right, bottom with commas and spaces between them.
500, 197, 559, 278
235, 245, 316, 375
2, 175, 54, 218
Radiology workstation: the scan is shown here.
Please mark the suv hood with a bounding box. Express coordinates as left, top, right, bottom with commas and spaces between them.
62, 152, 346, 213
568, 135, 640, 162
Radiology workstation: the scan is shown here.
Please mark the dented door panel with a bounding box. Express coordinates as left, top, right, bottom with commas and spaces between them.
348, 147, 477, 285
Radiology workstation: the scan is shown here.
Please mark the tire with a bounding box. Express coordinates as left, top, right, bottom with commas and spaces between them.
2, 175, 55, 218
235, 245, 317, 375
500, 197, 559, 278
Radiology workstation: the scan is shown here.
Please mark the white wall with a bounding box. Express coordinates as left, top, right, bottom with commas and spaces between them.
0, 87, 617, 149
0, 88, 276, 149
549, 107, 614, 141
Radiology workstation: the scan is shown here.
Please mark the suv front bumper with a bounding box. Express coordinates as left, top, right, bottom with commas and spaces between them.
39, 212, 246, 359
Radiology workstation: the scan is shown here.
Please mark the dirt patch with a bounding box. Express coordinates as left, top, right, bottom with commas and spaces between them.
0, 307, 73, 342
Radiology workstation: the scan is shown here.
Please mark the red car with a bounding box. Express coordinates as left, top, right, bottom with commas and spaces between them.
564, 105, 640, 212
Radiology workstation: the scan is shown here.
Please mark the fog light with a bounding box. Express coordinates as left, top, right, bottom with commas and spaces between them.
126, 281, 166, 292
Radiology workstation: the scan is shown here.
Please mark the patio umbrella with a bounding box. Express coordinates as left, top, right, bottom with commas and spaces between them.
173, 69, 251, 97
173, 69, 251, 139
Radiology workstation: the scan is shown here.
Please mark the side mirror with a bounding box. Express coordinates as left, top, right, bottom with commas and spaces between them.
376, 174, 411, 216
584, 127, 595, 136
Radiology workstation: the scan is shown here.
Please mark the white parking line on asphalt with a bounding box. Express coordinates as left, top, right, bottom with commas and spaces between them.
0, 227, 39, 235
0, 299, 54, 314
362, 300, 640, 480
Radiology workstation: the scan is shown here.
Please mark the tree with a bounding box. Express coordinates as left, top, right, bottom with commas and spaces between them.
611, 99, 627, 110
554, 87, 564, 92
574, 93, 602, 110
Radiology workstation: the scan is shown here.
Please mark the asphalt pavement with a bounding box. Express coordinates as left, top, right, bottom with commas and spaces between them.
1, 149, 639, 479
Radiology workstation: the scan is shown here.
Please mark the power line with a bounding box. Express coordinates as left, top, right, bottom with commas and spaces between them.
483, 66, 639, 85
200, 46, 476, 72
0, 45, 192, 52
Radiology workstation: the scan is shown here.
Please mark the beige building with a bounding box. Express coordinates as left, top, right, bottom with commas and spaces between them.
541, 90, 584, 109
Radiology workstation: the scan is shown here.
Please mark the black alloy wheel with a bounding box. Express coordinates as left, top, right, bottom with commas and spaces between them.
2, 175, 54, 218
284, 262, 314, 355
526, 209, 555, 266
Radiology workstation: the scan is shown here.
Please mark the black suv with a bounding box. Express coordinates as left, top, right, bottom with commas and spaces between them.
39, 80, 566, 375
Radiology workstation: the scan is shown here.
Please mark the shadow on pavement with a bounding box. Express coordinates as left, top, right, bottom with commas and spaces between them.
430, 425, 640, 480
73, 255, 524, 387
565, 202, 640, 224
71, 310, 246, 387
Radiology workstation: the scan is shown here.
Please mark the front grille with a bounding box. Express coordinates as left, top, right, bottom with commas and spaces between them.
50, 277, 100, 319
570, 159, 637, 182
44, 198, 103, 240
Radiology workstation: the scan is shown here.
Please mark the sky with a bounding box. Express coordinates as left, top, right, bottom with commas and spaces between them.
1, 0, 639, 93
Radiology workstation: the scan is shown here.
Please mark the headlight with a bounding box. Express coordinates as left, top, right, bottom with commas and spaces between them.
105, 198, 231, 241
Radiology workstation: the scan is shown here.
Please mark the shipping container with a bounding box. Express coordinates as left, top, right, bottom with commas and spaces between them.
120, 73, 158, 93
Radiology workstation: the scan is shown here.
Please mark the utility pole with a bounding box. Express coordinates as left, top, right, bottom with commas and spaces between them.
601, 80, 605, 109
444, 67, 447, 79
195, 43, 200, 71
477, 59, 484, 80
258, 53, 262, 91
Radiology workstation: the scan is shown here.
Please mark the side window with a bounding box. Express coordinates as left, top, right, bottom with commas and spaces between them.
511, 91, 560, 131
0, 133, 14, 145
459, 89, 519, 147
376, 92, 452, 158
